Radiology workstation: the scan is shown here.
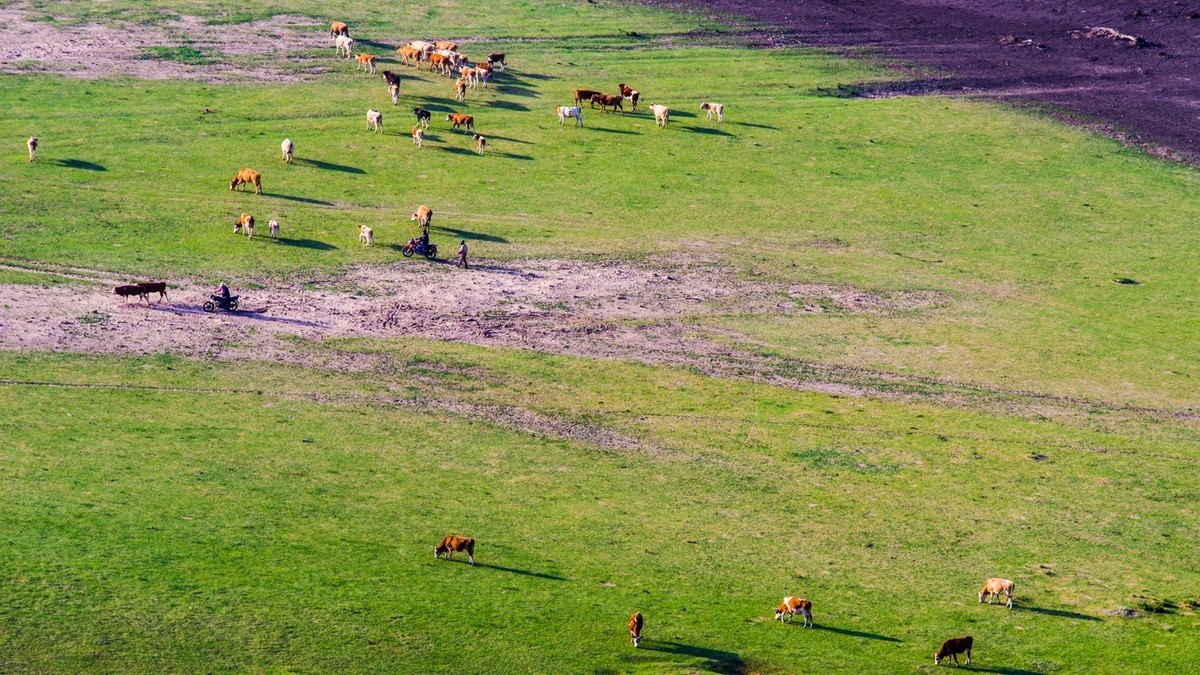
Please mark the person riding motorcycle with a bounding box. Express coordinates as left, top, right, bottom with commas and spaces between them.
212, 282, 231, 309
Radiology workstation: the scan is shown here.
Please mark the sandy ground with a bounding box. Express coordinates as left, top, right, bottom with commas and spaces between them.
0, 8, 329, 82
643, 0, 1200, 162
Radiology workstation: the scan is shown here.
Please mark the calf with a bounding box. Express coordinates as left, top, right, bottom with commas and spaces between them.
446, 112, 474, 133
411, 205, 433, 230
234, 212, 255, 238
774, 596, 813, 627
979, 578, 1015, 609
268, 219, 280, 239
649, 104, 670, 128
412, 126, 424, 148
113, 284, 148, 304
434, 535, 475, 564
358, 224, 374, 246
935, 636, 973, 666
366, 109, 383, 134
281, 138, 294, 163
229, 168, 262, 194
557, 105, 583, 127
591, 94, 623, 114
487, 52, 506, 70
473, 133, 486, 155
139, 281, 169, 303
396, 45, 421, 67
27, 136, 37, 162
700, 102, 724, 123
335, 35, 354, 59
357, 53, 376, 74
617, 83, 640, 111
455, 77, 467, 103
629, 612, 643, 648
389, 83, 400, 106
412, 108, 431, 129
330, 21, 349, 40
575, 89, 604, 107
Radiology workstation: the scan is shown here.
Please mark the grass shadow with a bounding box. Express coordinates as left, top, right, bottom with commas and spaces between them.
643, 641, 745, 674
682, 125, 736, 137
51, 159, 106, 171
293, 158, 365, 174
269, 194, 336, 206
432, 226, 508, 243
484, 99, 531, 112
1018, 606, 1101, 621
470, 562, 566, 580
811, 624, 901, 642
275, 238, 338, 250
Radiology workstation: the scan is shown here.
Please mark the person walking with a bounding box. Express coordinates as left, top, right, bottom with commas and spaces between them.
456, 240, 469, 268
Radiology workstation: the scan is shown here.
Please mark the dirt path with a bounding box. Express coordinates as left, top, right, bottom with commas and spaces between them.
643, 0, 1200, 162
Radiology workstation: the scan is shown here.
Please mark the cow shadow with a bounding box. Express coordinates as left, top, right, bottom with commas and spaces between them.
275, 238, 338, 250
354, 38, 394, 50
642, 641, 745, 674
588, 127, 640, 135
491, 152, 533, 161
481, 134, 533, 145
413, 98, 456, 113
467, 562, 566, 581
293, 158, 365, 174
269, 194, 336, 206
438, 145, 476, 156
1018, 606, 1100, 621
484, 99, 531, 112
811, 624, 901, 642
50, 158, 106, 171
432, 226, 508, 243
418, 132, 444, 142
736, 121, 779, 130
500, 86, 539, 98
958, 666, 1042, 675
682, 125, 735, 137
502, 71, 555, 82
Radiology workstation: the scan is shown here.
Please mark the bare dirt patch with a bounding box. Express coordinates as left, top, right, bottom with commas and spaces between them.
0, 7, 329, 81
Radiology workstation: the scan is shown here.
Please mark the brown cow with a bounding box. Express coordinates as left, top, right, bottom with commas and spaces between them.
935, 636, 973, 666
234, 212, 255, 238
428, 53, 451, 75
434, 535, 475, 564
139, 281, 169, 303
575, 89, 604, 107
434, 40, 458, 51
590, 94, 623, 114
774, 596, 813, 627
330, 21, 349, 40
446, 113, 474, 132
357, 53, 376, 74
979, 578, 1014, 609
229, 168, 261, 194
411, 205, 433, 230
396, 45, 421, 67
113, 284, 148, 304
629, 612, 643, 648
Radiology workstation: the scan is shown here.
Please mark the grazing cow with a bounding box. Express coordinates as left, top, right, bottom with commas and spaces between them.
434, 535, 475, 564
473, 133, 486, 155
412, 126, 424, 148
412, 108, 431, 129
455, 77, 467, 102
574, 89, 604, 107
357, 53, 377, 74
26, 136, 37, 162
366, 109, 383, 134
428, 53, 450, 75
446, 112, 474, 132
590, 94, 623, 114
229, 168, 262, 194
935, 636, 973, 666
487, 52, 506, 70
139, 281, 169, 303
774, 597, 813, 627
396, 45, 421, 67
389, 83, 400, 106
649, 104, 670, 128
434, 40, 458, 51
268, 219, 280, 239
330, 21, 349, 40
113, 284, 148, 304
335, 35, 354, 59
617, 83, 640, 111
700, 102, 724, 123
411, 205, 433, 230
979, 578, 1015, 609
281, 138, 294, 163
629, 612, 643, 648
358, 224, 374, 246
557, 105, 583, 127
234, 212, 255, 238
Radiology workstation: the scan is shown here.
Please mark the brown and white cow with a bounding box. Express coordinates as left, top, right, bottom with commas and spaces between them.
434, 40, 458, 51
229, 169, 262, 194
358, 224, 374, 246
412, 126, 424, 148
446, 113, 474, 132
434, 535, 475, 564
618, 83, 640, 111
234, 212, 255, 238
411, 205, 433, 230
455, 77, 467, 103
487, 52, 506, 70
268, 220, 280, 239
26, 136, 37, 163
357, 53, 377, 74
473, 133, 486, 155
629, 612, 644, 648
979, 578, 1014, 609
935, 636, 973, 666
774, 596, 813, 627
699, 102, 724, 123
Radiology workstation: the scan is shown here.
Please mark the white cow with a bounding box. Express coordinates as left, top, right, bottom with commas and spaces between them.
335, 35, 354, 59
650, 104, 670, 128
557, 106, 583, 127
281, 138, 294, 163
366, 109, 383, 134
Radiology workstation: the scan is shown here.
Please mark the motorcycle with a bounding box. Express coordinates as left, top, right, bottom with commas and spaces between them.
203, 294, 240, 312
401, 238, 438, 259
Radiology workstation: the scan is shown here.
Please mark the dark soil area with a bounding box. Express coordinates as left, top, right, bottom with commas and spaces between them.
642, 0, 1200, 160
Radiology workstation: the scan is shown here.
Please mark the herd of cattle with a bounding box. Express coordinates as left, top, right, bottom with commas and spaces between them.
435, 530, 1015, 665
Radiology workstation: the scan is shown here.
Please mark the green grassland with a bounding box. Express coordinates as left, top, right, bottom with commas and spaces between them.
2, 348, 1198, 672
2, 0, 1199, 670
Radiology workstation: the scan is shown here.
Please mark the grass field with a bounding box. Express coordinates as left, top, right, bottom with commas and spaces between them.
2, 0, 1199, 671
